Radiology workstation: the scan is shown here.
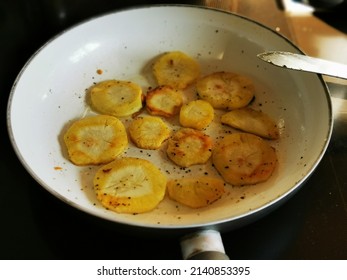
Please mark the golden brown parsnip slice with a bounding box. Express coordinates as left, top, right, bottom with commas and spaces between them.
167, 177, 225, 208
196, 72, 255, 110
153, 51, 200, 89
128, 116, 171, 149
94, 157, 167, 214
89, 80, 143, 117
221, 107, 279, 139
179, 100, 214, 130
212, 133, 277, 185
166, 128, 213, 168
146, 85, 183, 117
64, 115, 128, 166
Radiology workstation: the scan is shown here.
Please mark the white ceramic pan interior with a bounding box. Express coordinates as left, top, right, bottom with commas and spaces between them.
7, 5, 332, 230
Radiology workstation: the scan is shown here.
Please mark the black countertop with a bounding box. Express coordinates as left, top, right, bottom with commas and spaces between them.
1, 0, 346, 259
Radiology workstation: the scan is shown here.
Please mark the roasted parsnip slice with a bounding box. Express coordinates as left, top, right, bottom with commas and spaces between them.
128, 116, 171, 149
196, 72, 255, 110
94, 157, 167, 214
179, 99, 214, 130
89, 80, 143, 117
221, 107, 279, 139
146, 85, 183, 117
212, 133, 277, 185
167, 177, 225, 208
166, 128, 213, 168
64, 115, 128, 166
153, 51, 200, 89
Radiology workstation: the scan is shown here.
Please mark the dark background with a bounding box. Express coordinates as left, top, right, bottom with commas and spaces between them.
1, 0, 347, 259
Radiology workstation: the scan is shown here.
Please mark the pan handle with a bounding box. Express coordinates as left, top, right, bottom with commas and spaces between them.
180, 229, 229, 260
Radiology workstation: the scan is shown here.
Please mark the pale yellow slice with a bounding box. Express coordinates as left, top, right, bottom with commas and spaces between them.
146, 85, 183, 117
196, 71, 255, 110
166, 128, 213, 167
212, 133, 277, 185
179, 99, 214, 130
153, 51, 200, 89
221, 107, 279, 139
167, 177, 225, 208
94, 157, 167, 214
128, 116, 171, 149
89, 80, 143, 117
64, 115, 128, 166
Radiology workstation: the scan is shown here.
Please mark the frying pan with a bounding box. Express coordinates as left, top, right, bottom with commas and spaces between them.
7, 5, 332, 258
